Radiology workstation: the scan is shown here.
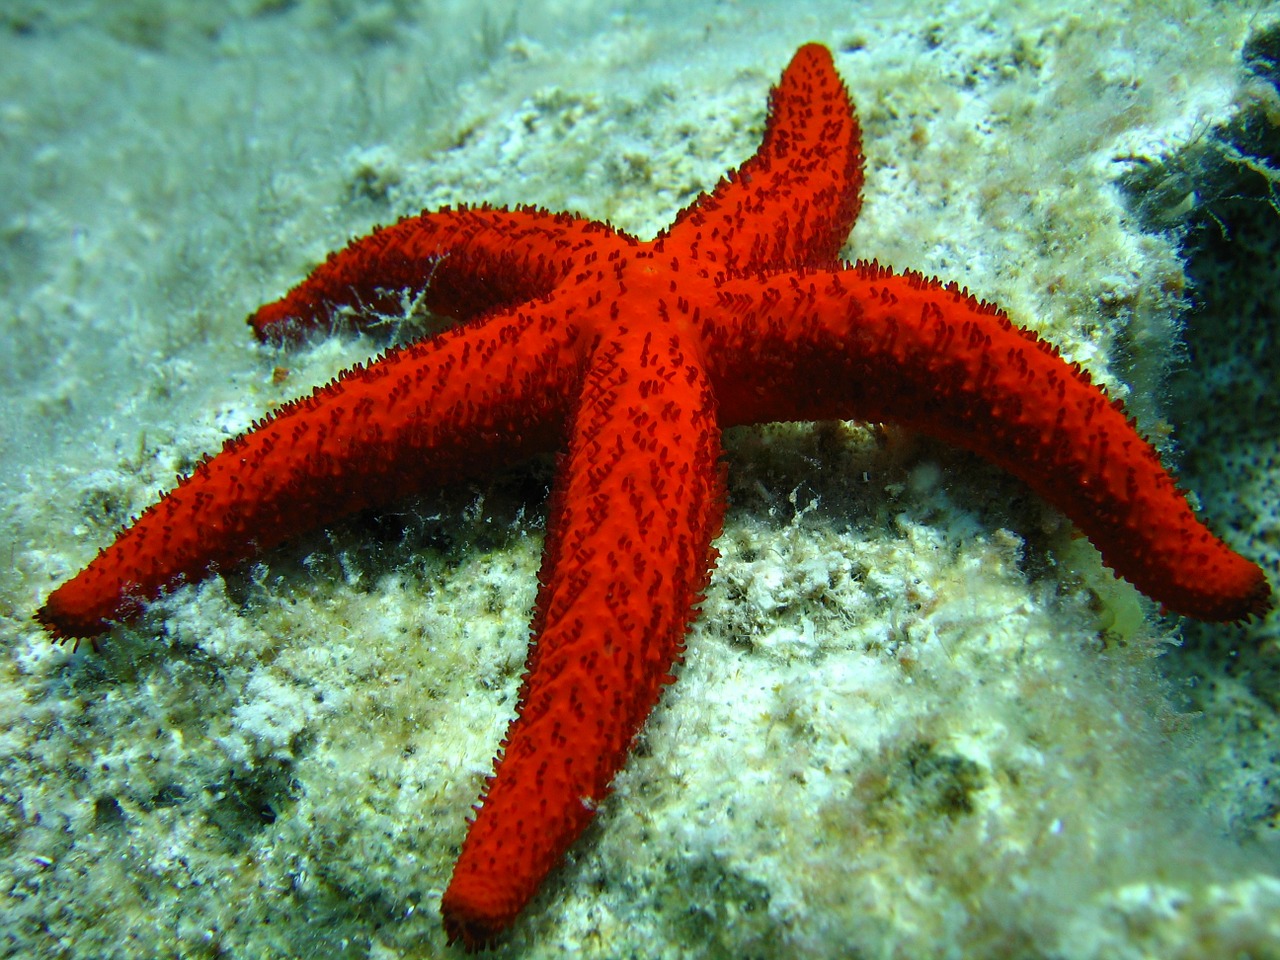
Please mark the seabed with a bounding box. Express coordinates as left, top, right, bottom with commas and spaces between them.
1, 2, 1277, 957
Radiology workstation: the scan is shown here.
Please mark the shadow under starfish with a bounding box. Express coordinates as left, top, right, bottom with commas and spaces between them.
37, 43, 1272, 949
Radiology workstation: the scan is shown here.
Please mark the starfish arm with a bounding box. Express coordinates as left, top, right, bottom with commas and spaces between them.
249, 205, 631, 343
706, 264, 1272, 622
441, 328, 725, 948
36, 311, 578, 641
658, 43, 864, 272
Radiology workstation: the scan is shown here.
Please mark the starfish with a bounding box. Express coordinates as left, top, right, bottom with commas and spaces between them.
37, 44, 1271, 948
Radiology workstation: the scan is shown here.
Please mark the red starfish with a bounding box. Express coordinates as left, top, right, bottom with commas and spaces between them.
37, 44, 1271, 948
